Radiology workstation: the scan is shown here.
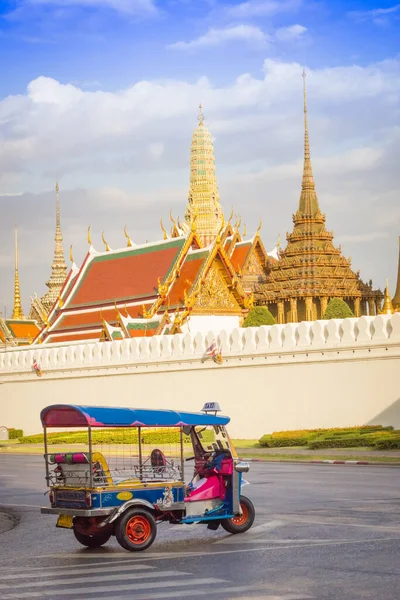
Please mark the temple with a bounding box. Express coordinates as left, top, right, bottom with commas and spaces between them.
36, 222, 254, 344
255, 71, 383, 323
30, 183, 68, 327
185, 105, 224, 246
0, 229, 40, 347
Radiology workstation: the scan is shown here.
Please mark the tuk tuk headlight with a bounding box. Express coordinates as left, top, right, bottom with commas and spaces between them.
234, 461, 250, 473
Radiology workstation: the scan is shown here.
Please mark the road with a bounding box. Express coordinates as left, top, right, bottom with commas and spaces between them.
0, 455, 400, 599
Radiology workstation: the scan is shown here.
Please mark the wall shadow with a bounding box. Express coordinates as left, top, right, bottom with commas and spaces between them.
367, 398, 400, 428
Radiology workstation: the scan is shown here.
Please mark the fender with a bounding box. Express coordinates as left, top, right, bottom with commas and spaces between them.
100, 499, 154, 526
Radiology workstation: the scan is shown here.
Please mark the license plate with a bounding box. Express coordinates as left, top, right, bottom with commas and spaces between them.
56, 514, 73, 529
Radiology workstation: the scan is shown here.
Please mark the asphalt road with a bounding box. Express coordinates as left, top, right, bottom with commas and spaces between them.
1, 455, 400, 600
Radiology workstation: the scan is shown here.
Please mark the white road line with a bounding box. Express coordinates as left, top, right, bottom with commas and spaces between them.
0, 576, 226, 599
0, 503, 40, 508
30, 536, 400, 564
0, 559, 146, 573
215, 520, 284, 544
0, 569, 189, 590
108, 587, 313, 600
0, 563, 154, 581
277, 515, 400, 532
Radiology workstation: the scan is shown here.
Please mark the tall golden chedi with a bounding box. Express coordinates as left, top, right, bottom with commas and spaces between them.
30, 182, 68, 326
11, 227, 24, 320
392, 237, 400, 312
185, 105, 224, 246
257, 71, 382, 323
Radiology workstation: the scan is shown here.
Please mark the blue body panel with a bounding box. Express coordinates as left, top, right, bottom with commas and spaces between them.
41, 404, 230, 428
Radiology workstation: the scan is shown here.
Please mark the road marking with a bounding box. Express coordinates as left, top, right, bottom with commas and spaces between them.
0, 502, 40, 508
215, 520, 284, 544
29, 536, 400, 566
0, 577, 226, 599
0, 563, 154, 581
277, 515, 400, 532
108, 588, 313, 600
0, 569, 189, 591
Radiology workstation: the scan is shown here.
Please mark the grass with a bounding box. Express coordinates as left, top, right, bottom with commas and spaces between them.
1, 441, 400, 463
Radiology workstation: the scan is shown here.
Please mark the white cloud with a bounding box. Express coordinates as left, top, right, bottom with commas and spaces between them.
0, 58, 399, 309
348, 3, 400, 24
23, 0, 158, 16
224, 0, 301, 19
168, 25, 267, 50
274, 24, 307, 41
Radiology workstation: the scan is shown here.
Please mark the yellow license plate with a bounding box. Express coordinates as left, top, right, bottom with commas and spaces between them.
56, 514, 73, 529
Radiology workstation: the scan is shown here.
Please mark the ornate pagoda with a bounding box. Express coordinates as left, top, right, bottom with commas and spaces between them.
256, 72, 383, 323
0, 229, 40, 347
392, 237, 400, 312
30, 182, 68, 327
185, 105, 224, 246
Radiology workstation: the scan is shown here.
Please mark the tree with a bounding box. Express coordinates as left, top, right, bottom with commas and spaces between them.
322, 298, 354, 319
242, 306, 276, 327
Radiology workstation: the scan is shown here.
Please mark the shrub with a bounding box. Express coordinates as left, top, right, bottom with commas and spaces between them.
8, 429, 23, 439
322, 298, 354, 319
308, 436, 377, 450
242, 307, 276, 327
373, 436, 400, 450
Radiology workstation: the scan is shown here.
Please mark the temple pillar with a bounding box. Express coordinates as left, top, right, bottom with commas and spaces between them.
277, 301, 285, 324
354, 297, 361, 317
320, 297, 328, 318
305, 297, 314, 321
375, 298, 381, 315
368, 298, 375, 316
290, 298, 298, 323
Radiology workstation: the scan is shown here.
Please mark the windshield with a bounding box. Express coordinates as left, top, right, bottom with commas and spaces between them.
194, 425, 231, 454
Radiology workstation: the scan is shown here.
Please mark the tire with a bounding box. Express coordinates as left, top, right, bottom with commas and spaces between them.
73, 528, 111, 548
221, 495, 255, 534
115, 508, 157, 552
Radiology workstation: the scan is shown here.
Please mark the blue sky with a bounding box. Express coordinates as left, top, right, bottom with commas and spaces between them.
0, 0, 399, 315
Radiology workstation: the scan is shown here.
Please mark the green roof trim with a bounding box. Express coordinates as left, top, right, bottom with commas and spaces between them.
126, 320, 160, 331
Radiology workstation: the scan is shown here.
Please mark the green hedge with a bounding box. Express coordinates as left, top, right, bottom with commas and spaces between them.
259, 425, 399, 450
19, 428, 214, 446
9, 429, 23, 439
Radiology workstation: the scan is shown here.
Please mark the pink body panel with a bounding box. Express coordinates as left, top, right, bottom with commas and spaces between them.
184, 475, 225, 502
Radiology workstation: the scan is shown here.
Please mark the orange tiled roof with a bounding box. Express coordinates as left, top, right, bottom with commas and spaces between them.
167, 250, 209, 307
230, 242, 252, 272
68, 238, 187, 308
6, 320, 41, 339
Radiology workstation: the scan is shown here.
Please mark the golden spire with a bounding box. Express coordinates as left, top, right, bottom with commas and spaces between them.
198, 103, 204, 125
185, 105, 224, 246
12, 227, 25, 320
298, 70, 320, 216
41, 182, 68, 313
380, 279, 395, 314
392, 236, 400, 310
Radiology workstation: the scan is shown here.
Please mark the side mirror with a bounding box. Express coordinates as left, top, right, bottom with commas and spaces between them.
234, 461, 250, 473
182, 426, 191, 436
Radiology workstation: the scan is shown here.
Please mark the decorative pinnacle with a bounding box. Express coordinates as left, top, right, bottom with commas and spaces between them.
392, 236, 400, 310
298, 69, 320, 216
12, 227, 25, 320
198, 103, 204, 125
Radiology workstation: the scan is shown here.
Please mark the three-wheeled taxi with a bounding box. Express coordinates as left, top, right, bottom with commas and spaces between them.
40, 402, 255, 551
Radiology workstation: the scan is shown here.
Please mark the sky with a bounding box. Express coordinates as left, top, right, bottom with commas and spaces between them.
0, 0, 399, 316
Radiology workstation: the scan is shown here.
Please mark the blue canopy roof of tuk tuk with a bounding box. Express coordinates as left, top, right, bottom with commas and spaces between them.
40, 404, 230, 428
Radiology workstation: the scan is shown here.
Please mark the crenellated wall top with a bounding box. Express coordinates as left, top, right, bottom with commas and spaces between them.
1, 314, 399, 380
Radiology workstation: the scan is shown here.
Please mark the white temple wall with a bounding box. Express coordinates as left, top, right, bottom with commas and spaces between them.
182, 315, 241, 334
0, 314, 399, 438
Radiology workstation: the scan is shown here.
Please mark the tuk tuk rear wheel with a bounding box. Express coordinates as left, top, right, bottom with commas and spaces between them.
221, 495, 255, 534
73, 528, 111, 548
115, 508, 157, 552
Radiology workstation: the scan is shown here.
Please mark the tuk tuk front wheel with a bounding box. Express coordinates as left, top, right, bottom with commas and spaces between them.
115, 508, 157, 552
73, 527, 111, 548
221, 495, 255, 534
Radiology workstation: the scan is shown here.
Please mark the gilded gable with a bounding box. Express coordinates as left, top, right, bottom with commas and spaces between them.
194, 263, 241, 313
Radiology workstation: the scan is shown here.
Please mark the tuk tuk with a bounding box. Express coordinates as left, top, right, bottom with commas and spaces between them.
40, 402, 254, 551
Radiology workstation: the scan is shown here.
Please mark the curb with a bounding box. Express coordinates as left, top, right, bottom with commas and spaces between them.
239, 457, 400, 466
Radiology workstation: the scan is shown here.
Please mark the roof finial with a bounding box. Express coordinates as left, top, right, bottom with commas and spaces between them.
298, 69, 319, 216
12, 226, 25, 320
124, 225, 133, 247
198, 103, 204, 125
392, 236, 400, 310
